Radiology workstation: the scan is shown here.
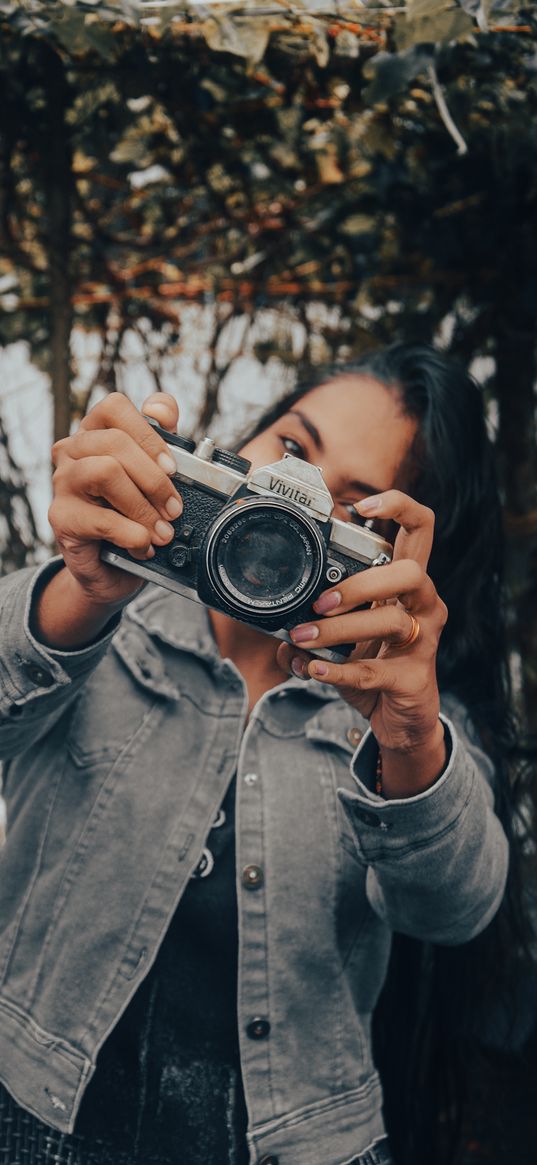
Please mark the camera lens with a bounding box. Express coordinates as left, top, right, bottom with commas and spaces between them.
226, 519, 300, 599
204, 500, 325, 616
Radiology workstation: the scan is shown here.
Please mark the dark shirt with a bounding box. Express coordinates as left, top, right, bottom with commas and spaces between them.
0, 780, 249, 1165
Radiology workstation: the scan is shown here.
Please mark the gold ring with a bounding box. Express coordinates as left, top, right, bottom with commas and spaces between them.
392, 612, 420, 650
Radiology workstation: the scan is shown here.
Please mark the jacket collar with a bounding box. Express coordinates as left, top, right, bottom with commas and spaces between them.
127, 584, 219, 661
125, 583, 340, 702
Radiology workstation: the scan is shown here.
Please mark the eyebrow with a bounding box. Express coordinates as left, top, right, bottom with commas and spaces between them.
288, 409, 385, 498
289, 409, 325, 453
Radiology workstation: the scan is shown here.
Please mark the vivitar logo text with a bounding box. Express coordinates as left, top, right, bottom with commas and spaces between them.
269, 477, 314, 507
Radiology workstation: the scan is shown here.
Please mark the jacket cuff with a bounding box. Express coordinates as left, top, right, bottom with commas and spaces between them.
0, 558, 121, 714
338, 716, 480, 855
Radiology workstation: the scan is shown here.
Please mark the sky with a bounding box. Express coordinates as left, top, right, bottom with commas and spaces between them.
0, 311, 293, 552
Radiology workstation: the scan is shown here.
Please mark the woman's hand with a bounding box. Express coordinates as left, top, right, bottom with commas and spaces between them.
276, 490, 448, 797
48, 392, 183, 609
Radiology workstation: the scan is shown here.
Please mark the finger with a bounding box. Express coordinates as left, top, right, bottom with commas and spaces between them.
75, 392, 178, 474
141, 392, 179, 434
54, 429, 183, 524
276, 641, 311, 679
290, 605, 420, 651
305, 655, 400, 690
50, 496, 156, 558
313, 559, 438, 618
355, 489, 434, 570
54, 456, 176, 548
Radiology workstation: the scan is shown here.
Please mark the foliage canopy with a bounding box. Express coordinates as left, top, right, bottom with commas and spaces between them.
0, 0, 536, 733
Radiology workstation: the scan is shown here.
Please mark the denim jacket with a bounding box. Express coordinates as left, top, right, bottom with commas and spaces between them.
0, 560, 508, 1165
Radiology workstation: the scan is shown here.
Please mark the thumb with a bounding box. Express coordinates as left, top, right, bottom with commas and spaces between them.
141, 392, 179, 434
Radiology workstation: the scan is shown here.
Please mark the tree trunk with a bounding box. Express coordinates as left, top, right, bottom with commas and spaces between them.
0, 412, 39, 573
40, 46, 73, 443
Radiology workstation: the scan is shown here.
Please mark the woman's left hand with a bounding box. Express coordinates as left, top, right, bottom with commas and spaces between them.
276, 490, 448, 797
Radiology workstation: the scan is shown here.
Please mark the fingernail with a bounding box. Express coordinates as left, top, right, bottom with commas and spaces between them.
314, 590, 341, 614
154, 520, 174, 541
290, 624, 319, 644
311, 661, 328, 677
146, 404, 176, 429
165, 496, 182, 519
291, 656, 306, 678
146, 545, 156, 559
357, 495, 382, 514
157, 452, 177, 475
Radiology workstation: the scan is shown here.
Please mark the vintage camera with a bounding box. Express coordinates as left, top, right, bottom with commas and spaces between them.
101, 420, 392, 662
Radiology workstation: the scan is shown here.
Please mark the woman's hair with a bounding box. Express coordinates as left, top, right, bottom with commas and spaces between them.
241, 343, 505, 722
240, 342, 533, 1164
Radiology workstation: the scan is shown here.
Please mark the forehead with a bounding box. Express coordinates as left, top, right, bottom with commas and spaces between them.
291, 374, 418, 492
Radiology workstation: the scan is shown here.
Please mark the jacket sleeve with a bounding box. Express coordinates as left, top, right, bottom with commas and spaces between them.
0, 558, 121, 762
337, 700, 509, 946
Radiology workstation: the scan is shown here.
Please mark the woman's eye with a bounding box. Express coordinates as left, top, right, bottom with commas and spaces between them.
341, 502, 358, 522
282, 437, 306, 459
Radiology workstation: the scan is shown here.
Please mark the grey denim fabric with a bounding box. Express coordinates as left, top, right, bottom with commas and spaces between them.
349, 1140, 394, 1165
0, 560, 509, 1165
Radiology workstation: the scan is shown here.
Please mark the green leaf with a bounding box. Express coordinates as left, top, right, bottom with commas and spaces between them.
202, 14, 271, 65
48, 9, 104, 58
395, 0, 475, 50
457, 0, 488, 22
339, 213, 377, 237
363, 46, 434, 105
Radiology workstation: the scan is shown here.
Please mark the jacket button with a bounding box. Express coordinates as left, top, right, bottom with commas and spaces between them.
246, 1017, 270, 1039
242, 864, 264, 890
23, 663, 54, 688
244, 772, 258, 786
346, 726, 363, 746
259, 1157, 279, 1165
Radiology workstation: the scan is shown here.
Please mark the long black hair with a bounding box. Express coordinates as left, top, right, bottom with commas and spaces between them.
241, 344, 505, 722
239, 342, 533, 1163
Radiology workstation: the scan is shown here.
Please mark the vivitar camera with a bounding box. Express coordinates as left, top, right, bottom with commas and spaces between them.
101, 420, 392, 662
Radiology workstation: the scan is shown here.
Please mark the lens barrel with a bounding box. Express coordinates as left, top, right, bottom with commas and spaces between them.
204, 498, 326, 618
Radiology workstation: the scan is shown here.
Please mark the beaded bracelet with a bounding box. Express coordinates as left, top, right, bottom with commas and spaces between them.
375, 723, 450, 798
375, 750, 383, 796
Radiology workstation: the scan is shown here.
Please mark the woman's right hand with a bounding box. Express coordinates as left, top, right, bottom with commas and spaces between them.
48, 391, 183, 609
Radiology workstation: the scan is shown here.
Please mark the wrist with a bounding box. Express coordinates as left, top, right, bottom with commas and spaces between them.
378, 719, 448, 799
33, 567, 127, 650
67, 571, 135, 615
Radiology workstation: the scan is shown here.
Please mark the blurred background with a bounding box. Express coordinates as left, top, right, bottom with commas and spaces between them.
0, 1, 536, 1158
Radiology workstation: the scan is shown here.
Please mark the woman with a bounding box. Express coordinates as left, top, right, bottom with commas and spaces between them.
0, 345, 515, 1165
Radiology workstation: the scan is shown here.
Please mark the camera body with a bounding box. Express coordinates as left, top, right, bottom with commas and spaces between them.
101, 420, 392, 662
